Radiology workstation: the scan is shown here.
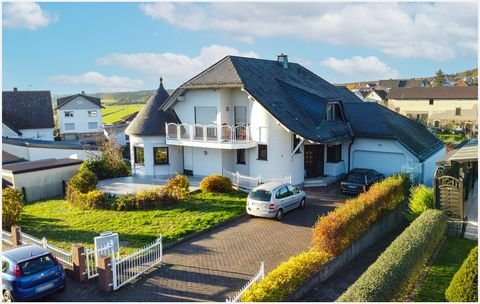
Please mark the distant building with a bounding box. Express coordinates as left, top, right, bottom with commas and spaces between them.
364, 89, 388, 103
2, 88, 55, 140
386, 87, 478, 131
56, 92, 104, 141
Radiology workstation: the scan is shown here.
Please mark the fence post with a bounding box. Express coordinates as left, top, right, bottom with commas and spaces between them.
98, 255, 113, 292
42, 237, 48, 249
11, 225, 21, 246
72, 245, 87, 282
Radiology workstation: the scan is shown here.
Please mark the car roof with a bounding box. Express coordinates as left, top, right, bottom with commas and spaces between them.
254, 182, 286, 191
350, 168, 375, 174
2, 244, 49, 263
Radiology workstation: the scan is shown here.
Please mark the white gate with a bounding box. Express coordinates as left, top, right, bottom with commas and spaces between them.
112, 235, 163, 290
226, 262, 265, 302
84, 241, 115, 279
223, 169, 292, 191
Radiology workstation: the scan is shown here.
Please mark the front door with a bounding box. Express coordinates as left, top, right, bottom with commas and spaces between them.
304, 145, 324, 178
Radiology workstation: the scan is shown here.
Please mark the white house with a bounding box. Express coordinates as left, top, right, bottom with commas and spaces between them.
127, 55, 445, 187
386, 87, 478, 130
2, 89, 55, 140
56, 92, 104, 141
363, 89, 388, 104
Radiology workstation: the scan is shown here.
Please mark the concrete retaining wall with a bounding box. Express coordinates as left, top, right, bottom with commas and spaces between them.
286, 201, 407, 301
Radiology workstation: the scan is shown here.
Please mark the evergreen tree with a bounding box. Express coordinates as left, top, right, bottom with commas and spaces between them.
433, 69, 445, 87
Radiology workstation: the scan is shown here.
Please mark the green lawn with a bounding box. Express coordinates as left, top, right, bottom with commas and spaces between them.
414, 237, 477, 302
102, 104, 144, 124
19, 191, 247, 255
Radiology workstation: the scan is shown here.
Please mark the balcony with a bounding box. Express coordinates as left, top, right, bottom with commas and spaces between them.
165, 123, 257, 149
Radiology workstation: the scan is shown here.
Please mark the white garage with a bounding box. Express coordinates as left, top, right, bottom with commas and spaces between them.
352, 150, 406, 176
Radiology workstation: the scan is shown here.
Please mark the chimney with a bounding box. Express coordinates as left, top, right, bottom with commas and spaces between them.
13, 87, 18, 92
277, 53, 288, 69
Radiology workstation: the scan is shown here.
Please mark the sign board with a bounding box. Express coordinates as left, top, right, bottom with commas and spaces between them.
94, 231, 120, 254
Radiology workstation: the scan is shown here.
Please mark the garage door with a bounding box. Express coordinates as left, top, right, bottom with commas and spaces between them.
352, 150, 406, 176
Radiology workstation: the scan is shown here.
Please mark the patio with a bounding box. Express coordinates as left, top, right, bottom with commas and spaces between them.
97, 175, 202, 196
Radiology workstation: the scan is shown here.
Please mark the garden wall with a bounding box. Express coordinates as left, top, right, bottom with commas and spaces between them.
286, 201, 407, 301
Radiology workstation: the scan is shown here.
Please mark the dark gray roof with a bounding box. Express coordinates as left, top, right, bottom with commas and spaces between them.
2, 91, 55, 130
344, 103, 444, 161
2, 158, 83, 174
387, 87, 478, 100
161, 55, 443, 159
125, 79, 180, 136
405, 79, 431, 88
2, 151, 26, 165
377, 79, 403, 89
3, 137, 98, 150
371, 89, 388, 100
56, 93, 103, 109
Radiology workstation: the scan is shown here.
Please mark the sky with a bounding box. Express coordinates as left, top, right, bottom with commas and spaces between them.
2, 1, 478, 94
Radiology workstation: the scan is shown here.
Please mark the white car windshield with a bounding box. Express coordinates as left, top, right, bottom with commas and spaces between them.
248, 189, 272, 202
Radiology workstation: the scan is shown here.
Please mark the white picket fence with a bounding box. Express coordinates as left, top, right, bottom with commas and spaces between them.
2, 230, 13, 246
112, 235, 163, 290
84, 241, 115, 279
226, 262, 265, 302
18, 230, 74, 270
223, 169, 292, 191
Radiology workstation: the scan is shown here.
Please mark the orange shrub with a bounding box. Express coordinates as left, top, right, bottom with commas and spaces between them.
199, 174, 233, 193
312, 174, 410, 256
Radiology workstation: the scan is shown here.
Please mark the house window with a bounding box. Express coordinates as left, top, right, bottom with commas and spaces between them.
292, 134, 301, 154
88, 110, 97, 117
456, 108, 462, 116
134, 147, 144, 165
434, 120, 440, 128
64, 123, 75, 130
234, 106, 247, 125
237, 149, 246, 164
88, 122, 98, 129
327, 144, 342, 163
258, 144, 268, 161
154, 147, 168, 165
64, 111, 74, 117
395, 107, 400, 113
429, 99, 434, 105
324, 103, 345, 121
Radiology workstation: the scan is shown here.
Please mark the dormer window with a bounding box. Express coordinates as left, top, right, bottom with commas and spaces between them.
323, 102, 345, 122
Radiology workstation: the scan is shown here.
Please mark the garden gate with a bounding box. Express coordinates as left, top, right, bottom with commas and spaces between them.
435, 175, 464, 220
84, 241, 115, 279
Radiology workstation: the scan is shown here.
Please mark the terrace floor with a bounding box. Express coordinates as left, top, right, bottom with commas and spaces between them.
97, 175, 202, 195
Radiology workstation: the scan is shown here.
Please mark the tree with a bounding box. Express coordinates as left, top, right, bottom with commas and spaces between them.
433, 69, 445, 87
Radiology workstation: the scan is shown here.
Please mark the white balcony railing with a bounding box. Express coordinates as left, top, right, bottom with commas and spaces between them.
166, 123, 253, 144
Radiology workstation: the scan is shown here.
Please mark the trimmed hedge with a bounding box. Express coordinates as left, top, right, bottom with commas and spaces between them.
338, 209, 447, 302
405, 184, 433, 221
111, 188, 176, 211
81, 157, 130, 180
2, 188, 24, 229
162, 174, 190, 200
199, 174, 233, 193
312, 174, 410, 256
445, 246, 478, 302
241, 249, 332, 302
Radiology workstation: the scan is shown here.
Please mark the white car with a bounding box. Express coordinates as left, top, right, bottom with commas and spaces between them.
246, 182, 306, 220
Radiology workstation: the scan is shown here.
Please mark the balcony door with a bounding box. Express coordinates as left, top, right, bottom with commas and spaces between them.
234, 106, 247, 141
194, 106, 217, 140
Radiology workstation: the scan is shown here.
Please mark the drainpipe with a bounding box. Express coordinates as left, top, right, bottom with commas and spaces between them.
348, 137, 355, 173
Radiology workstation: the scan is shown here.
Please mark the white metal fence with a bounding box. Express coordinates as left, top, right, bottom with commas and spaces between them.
2, 230, 13, 246
112, 235, 163, 290
226, 262, 265, 302
18, 230, 74, 270
223, 169, 292, 190
84, 241, 115, 279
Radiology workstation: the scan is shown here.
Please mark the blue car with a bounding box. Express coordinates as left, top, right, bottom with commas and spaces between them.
2, 244, 66, 302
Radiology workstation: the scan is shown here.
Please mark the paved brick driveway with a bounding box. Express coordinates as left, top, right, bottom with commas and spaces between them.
43, 185, 346, 302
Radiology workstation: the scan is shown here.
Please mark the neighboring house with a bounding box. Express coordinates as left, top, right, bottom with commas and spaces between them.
2, 88, 55, 140
454, 80, 470, 87
104, 112, 139, 146
56, 92, 104, 141
128, 55, 445, 187
2, 158, 82, 202
125, 79, 182, 176
386, 87, 478, 130
405, 79, 431, 88
2, 137, 101, 161
364, 89, 388, 103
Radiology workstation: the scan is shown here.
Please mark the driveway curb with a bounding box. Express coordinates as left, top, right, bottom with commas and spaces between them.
163, 213, 248, 253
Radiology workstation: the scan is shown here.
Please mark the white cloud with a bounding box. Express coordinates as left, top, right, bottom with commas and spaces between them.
96, 44, 258, 86
140, 2, 477, 61
321, 56, 399, 82
49, 72, 144, 92
3, 2, 57, 30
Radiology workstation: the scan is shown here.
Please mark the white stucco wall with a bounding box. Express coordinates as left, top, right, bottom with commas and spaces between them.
422, 146, 446, 187
19, 128, 54, 141
2, 143, 100, 161
2, 123, 20, 137
58, 97, 103, 135
129, 135, 182, 177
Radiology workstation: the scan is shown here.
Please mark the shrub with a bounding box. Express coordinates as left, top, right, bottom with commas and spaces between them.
241, 249, 332, 302
81, 157, 130, 180
111, 188, 178, 211
2, 188, 24, 229
67, 169, 98, 193
312, 174, 410, 256
199, 174, 233, 193
66, 188, 106, 210
338, 209, 447, 302
405, 185, 434, 221
162, 174, 190, 200
112, 193, 137, 211
445, 246, 478, 302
